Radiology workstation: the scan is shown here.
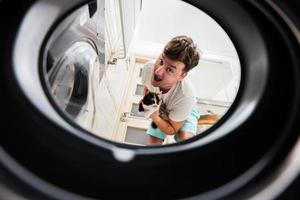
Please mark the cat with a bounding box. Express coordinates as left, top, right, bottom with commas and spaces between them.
138, 91, 169, 129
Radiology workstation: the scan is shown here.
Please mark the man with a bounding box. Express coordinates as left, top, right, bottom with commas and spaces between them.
141, 35, 201, 145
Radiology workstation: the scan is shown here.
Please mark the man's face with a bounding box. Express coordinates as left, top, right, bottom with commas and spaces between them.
151, 54, 187, 91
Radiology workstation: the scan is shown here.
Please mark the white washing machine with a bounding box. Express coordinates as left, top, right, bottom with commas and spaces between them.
44, 2, 105, 131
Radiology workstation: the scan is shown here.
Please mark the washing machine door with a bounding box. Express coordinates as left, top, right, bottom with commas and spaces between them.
1, 0, 300, 200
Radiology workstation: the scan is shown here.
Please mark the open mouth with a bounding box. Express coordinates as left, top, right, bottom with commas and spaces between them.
154, 74, 162, 82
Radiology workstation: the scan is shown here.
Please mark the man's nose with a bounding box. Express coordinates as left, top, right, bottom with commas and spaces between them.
155, 65, 164, 76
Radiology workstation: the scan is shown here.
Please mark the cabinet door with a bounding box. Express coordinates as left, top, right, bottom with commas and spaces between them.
113, 57, 152, 145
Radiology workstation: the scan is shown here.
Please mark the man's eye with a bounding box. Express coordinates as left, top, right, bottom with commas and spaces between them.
159, 59, 163, 65
166, 68, 173, 73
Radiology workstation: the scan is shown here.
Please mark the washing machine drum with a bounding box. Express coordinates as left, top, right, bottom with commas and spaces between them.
48, 42, 94, 119
46, 7, 100, 119
1, 0, 300, 200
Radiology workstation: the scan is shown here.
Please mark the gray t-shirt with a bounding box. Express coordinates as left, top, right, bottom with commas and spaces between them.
141, 61, 197, 122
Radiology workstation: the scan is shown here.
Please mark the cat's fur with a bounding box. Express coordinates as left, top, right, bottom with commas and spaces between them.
139, 91, 169, 129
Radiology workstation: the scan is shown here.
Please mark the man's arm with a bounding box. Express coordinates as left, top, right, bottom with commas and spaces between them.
142, 86, 184, 135
150, 111, 184, 135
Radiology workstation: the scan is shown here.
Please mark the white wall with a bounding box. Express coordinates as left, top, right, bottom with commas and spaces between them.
135, 0, 238, 57
189, 60, 236, 102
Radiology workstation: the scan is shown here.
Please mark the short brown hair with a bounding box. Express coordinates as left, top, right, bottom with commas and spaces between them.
163, 35, 200, 72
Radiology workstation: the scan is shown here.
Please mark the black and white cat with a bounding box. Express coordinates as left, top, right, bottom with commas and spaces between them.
138, 91, 169, 129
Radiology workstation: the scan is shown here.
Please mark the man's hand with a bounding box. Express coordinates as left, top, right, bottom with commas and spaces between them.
142, 103, 159, 119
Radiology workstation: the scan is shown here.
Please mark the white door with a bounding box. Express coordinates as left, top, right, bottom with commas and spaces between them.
112, 56, 153, 145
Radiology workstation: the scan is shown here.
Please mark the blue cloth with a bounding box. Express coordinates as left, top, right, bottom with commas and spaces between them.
147, 106, 200, 140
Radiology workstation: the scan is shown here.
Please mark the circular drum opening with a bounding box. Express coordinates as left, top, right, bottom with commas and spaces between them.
42, 0, 242, 148
0, 0, 300, 199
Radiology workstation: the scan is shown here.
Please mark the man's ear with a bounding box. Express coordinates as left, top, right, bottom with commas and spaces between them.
180, 72, 187, 80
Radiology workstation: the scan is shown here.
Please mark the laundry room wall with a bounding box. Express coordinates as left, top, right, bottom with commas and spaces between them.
135, 0, 238, 58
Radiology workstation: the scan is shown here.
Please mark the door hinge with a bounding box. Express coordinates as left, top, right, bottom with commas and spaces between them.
120, 112, 131, 122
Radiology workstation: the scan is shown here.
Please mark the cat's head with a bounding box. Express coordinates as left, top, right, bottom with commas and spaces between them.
142, 91, 160, 106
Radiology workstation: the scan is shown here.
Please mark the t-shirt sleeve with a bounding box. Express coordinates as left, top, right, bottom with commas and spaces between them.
168, 96, 195, 122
